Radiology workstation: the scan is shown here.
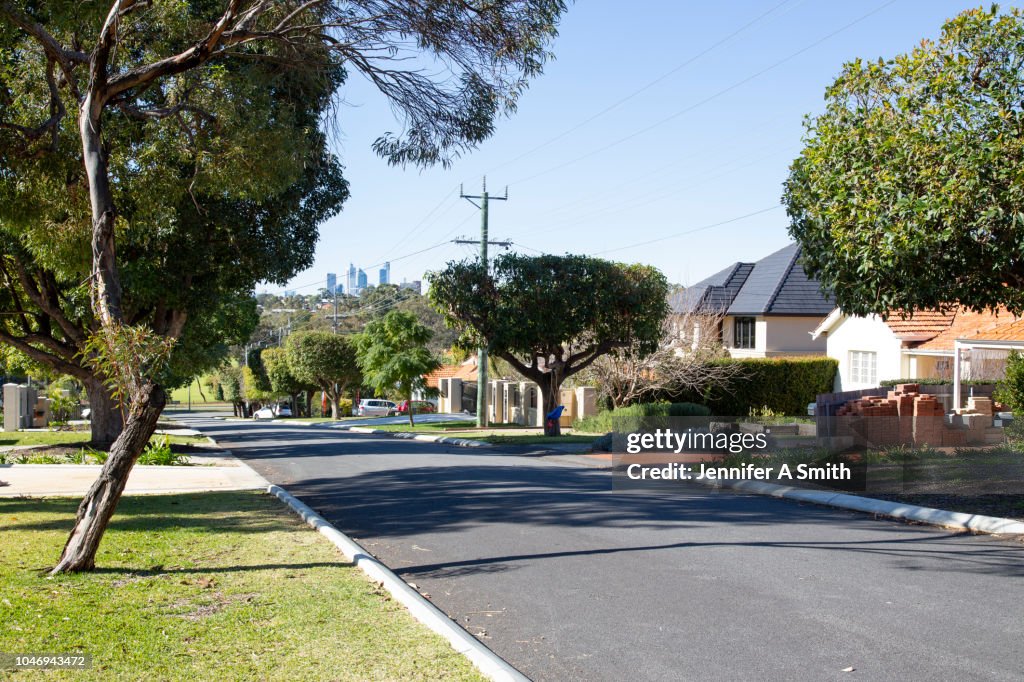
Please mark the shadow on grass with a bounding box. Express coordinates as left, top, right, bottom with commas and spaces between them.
0, 492, 298, 535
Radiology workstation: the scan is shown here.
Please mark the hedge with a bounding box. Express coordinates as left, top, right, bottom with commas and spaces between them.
669, 357, 838, 417
574, 402, 710, 434
879, 378, 993, 387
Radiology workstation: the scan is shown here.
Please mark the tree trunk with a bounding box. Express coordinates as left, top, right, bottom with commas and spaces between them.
85, 376, 123, 448
330, 392, 339, 420
543, 378, 562, 437
408, 387, 415, 427
50, 382, 166, 574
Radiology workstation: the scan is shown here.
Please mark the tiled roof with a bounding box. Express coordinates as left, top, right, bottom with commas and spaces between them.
968, 317, 1024, 342
671, 243, 833, 317
914, 308, 1021, 349
884, 310, 956, 341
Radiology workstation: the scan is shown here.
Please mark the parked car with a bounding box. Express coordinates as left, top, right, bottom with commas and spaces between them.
253, 406, 275, 419
357, 399, 397, 416
273, 403, 292, 418
389, 400, 437, 416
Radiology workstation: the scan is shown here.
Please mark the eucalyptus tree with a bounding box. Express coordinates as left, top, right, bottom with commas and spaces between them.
0, 0, 565, 573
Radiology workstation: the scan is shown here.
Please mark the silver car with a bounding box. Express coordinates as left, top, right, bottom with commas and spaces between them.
357, 399, 397, 416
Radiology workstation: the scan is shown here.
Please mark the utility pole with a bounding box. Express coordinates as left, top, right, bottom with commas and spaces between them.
332, 286, 339, 334
459, 177, 510, 428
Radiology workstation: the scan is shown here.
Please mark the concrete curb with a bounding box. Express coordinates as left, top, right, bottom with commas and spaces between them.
696, 477, 1024, 536
337, 426, 495, 449
267, 484, 529, 682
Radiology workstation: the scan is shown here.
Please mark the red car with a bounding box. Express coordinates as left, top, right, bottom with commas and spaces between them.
390, 400, 437, 416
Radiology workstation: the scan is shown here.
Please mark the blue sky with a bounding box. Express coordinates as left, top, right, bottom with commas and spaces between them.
265, 1, 993, 295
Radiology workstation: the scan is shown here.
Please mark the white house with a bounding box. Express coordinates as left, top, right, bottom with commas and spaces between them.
812, 307, 1021, 392
671, 243, 833, 358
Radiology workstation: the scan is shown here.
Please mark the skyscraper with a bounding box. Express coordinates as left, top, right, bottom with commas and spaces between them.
357, 269, 368, 290
347, 263, 357, 294
379, 262, 391, 286
326, 273, 336, 294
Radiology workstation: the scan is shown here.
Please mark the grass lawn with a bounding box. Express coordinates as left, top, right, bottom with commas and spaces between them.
167, 377, 219, 405
366, 422, 597, 446
0, 492, 484, 681
0, 431, 209, 449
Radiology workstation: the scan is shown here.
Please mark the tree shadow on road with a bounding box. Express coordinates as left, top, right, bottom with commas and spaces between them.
283, 464, 1024, 579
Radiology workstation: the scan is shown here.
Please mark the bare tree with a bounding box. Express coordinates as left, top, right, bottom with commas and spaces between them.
1, 0, 564, 573
584, 309, 742, 408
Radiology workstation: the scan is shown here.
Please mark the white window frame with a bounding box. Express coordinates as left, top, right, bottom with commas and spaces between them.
849, 350, 877, 385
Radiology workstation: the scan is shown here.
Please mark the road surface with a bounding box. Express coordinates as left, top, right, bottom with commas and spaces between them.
186, 415, 1024, 681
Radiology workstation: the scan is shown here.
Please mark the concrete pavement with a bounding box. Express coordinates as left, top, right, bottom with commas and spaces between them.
0, 446, 268, 497
188, 415, 1024, 682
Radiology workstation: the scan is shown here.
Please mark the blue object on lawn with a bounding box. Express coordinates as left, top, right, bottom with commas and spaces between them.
546, 405, 565, 421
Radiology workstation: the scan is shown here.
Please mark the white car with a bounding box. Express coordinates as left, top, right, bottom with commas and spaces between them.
357, 399, 397, 416
253, 406, 275, 420
273, 403, 292, 417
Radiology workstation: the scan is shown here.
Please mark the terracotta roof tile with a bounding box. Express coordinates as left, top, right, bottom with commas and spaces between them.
883, 310, 956, 340
914, 308, 1017, 350
959, 316, 1024, 343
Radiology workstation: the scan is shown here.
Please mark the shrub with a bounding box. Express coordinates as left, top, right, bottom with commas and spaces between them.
573, 401, 710, 433
138, 436, 189, 466
995, 351, 1024, 413
670, 357, 837, 416
879, 378, 992, 387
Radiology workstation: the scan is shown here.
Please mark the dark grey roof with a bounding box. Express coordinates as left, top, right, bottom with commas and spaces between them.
670, 262, 752, 314
671, 243, 833, 317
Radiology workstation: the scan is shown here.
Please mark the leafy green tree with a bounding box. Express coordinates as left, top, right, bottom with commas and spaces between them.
217, 366, 245, 418
355, 311, 441, 426
262, 346, 313, 416
1, 0, 564, 574
429, 254, 669, 435
286, 332, 361, 419
995, 351, 1024, 414
784, 7, 1024, 316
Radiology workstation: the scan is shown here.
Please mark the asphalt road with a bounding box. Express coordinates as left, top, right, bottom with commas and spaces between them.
187, 415, 1024, 682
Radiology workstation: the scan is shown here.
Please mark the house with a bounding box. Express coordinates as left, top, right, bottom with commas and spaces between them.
670, 243, 833, 358
812, 307, 1022, 392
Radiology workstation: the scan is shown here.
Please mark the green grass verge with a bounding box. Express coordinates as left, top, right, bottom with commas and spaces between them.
458, 433, 595, 446
168, 377, 219, 404
0, 432, 208, 449
0, 492, 484, 681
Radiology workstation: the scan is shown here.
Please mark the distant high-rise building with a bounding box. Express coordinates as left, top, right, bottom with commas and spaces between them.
347, 263, 357, 294
326, 273, 337, 294
357, 269, 368, 290
399, 279, 422, 295
284, 290, 296, 297
379, 262, 391, 286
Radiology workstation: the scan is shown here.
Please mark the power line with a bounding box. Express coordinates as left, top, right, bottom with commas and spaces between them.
592, 205, 783, 256
485, 0, 799, 173
506, 0, 902, 188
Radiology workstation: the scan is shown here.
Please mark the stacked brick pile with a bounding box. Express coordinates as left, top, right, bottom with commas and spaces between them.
834, 383, 963, 447
955, 396, 997, 445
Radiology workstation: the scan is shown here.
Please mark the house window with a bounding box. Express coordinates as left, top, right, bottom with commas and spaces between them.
733, 317, 756, 349
849, 351, 877, 385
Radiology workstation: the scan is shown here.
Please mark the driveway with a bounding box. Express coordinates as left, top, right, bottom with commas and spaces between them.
187, 416, 1024, 681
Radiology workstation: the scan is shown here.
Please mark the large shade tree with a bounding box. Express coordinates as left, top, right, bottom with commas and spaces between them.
0, 14, 346, 446
429, 254, 668, 435
0, 0, 565, 573
784, 6, 1024, 316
